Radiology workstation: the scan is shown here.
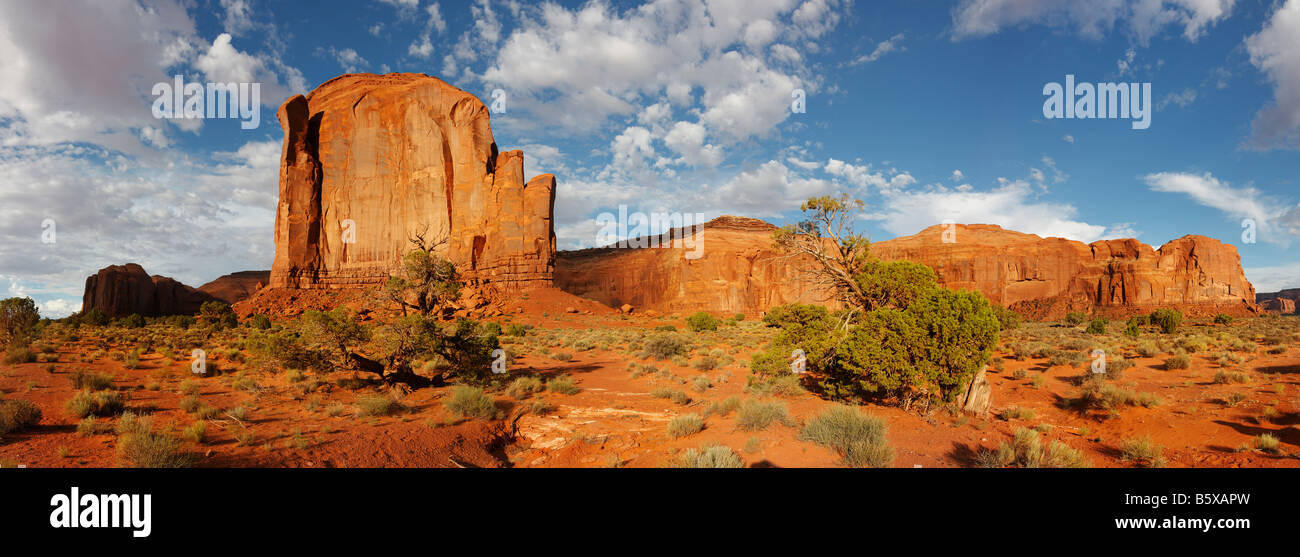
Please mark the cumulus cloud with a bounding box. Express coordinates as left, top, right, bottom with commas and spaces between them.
195, 33, 302, 106
868, 179, 1112, 242
1144, 171, 1297, 245
951, 0, 1236, 44
1244, 0, 1300, 150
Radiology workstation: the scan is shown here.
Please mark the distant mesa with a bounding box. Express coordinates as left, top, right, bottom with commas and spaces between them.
270, 73, 554, 291
81, 264, 268, 318
557, 220, 1259, 320
1257, 289, 1300, 315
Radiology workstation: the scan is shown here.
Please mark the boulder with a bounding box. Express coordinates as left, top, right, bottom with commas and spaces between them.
269, 73, 555, 290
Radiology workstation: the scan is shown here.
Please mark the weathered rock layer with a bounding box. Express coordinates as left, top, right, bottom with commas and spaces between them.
555, 219, 1258, 319
1258, 289, 1300, 315
269, 73, 555, 290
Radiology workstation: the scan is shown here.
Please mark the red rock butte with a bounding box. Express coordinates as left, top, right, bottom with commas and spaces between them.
270, 73, 555, 290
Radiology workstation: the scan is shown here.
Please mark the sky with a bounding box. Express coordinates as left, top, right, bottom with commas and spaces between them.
0, 0, 1298, 318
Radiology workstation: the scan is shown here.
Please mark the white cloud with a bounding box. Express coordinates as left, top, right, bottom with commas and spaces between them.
195, 33, 301, 107
321, 47, 369, 73
1144, 171, 1296, 245
662, 121, 724, 168
850, 33, 905, 65
1158, 87, 1197, 110
870, 179, 1111, 242
1062, 134, 1075, 143
219, 0, 255, 35
1244, 0, 1300, 150
825, 158, 916, 191
951, 0, 1236, 44
711, 160, 834, 216
409, 2, 447, 59
1246, 263, 1300, 293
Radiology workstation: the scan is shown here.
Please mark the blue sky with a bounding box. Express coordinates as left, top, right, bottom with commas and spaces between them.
0, 0, 1297, 317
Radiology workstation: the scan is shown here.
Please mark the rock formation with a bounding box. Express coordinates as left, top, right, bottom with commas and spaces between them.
197, 271, 272, 305
82, 264, 269, 318
1258, 289, 1300, 314
269, 73, 555, 291
555, 219, 1258, 319
871, 224, 1257, 319
555, 216, 831, 315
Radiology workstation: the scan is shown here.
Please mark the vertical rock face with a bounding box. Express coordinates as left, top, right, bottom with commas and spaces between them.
269, 73, 555, 289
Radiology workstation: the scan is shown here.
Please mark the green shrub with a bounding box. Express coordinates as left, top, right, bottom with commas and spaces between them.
1213, 313, 1234, 325
703, 395, 741, 417
1085, 318, 1108, 335
666, 414, 705, 438
117, 424, 194, 468
1254, 433, 1281, 454
1119, 436, 1163, 467
668, 444, 744, 468
1065, 312, 1087, 326
992, 305, 1021, 330
443, 386, 498, 419
0, 399, 41, 434
799, 405, 893, 468
1150, 308, 1183, 334
686, 311, 720, 332
247, 315, 272, 330
650, 387, 691, 405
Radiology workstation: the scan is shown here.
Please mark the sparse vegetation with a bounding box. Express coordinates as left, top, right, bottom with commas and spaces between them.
799, 405, 893, 468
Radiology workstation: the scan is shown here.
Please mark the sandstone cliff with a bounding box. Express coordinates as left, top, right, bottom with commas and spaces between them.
83, 264, 269, 318
270, 73, 555, 290
555, 219, 1258, 320
1258, 289, 1300, 314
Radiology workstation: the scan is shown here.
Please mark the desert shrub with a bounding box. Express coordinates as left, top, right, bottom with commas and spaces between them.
443, 386, 498, 419
65, 390, 125, 418
0, 297, 40, 346
703, 395, 741, 417
3, 346, 36, 365
546, 376, 580, 395
551, 351, 573, 362
247, 315, 272, 330
1000, 406, 1035, 421
1150, 308, 1183, 334
1065, 312, 1087, 326
182, 421, 206, 444
1254, 433, 1282, 454
1136, 341, 1161, 358
686, 311, 720, 332
991, 305, 1021, 330
503, 323, 531, 336
1119, 436, 1163, 467
832, 288, 999, 402
643, 333, 690, 360
1085, 318, 1108, 335
1214, 313, 1234, 325
117, 422, 193, 468
69, 369, 114, 390
1213, 370, 1251, 384
1070, 379, 1161, 411
505, 376, 544, 399
1164, 353, 1192, 370
1123, 320, 1141, 338
651, 387, 691, 405
735, 399, 792, 431
692, 355, 720, 371
749, 304, 838, 376
733, 313, 746, 321
196, 301, 238, 329
668, 444, 744, 468
120, 313, 145, 328
0, 399, 41, 434
691, 376, 713, 392
799, 405, 893, 468
666, 414, 705, 438
356, 394, 405, 417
